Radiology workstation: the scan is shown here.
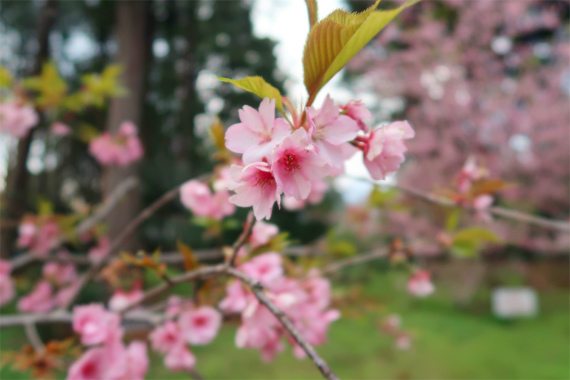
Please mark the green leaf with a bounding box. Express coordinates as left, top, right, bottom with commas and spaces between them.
453, 227, 501, 244
368, 186, 397, 207
303, 0, 420, 105
217, 76, 283, 112
37, 198, 53, 216
445, 208, 461, 232
305, 0, 318, 29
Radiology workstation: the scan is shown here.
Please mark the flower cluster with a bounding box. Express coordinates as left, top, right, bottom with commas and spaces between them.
454, 157, 494, 220
0, 100, 38, 138
0, 260, 14, 307
224, 97, 414, 220
179, 179, 235, 220
89, 121, 144, 166
68, 304, 148, 380
149, 305, 222, 372
17, 217, 62, 256
18, 262, 79, 312
219, 253, 339, 361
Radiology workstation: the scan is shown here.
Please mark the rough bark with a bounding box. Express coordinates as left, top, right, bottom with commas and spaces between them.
102, 0, 151, 252
0, 0, 58, 258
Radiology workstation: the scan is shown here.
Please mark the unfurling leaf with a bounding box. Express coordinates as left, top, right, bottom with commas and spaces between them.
121, 249, 167, 275
303, 0, 420, 105
177, 240, 200, 271
22, 62, 68, 108
217, 76, 283, 112
0, 65, 13, 88
305, 0, 318, 29
81, 64, 127, 107
469, 179, 514, 198
453, 227, 501, 244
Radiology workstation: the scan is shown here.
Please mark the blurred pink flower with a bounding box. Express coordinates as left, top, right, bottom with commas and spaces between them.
66, 347, 108, 380
0, 259, 14, 307
89, 121, 144, 166
18, 281, 54, 313
180, 180, 235, 220
219, 280, 248, 313
239, 252, 283, 285
407, 270, 435, 298
88, 236, 110, 260
178, 306, 222, 345
0, 101, 38, 138
109, 287, 143, 312
363, 121, 415, 180
164, 344, 196, 372
249, 221, 279, 248
50, 122, 72, 136
72, 304, 121, 345
150, 321, 184, 354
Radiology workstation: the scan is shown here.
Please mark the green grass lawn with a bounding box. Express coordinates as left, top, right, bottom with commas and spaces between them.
2, 269, 569, 379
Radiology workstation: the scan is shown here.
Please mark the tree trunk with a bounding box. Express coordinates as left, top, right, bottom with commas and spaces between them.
0, 0, 58, 258
102, 0, 151, 252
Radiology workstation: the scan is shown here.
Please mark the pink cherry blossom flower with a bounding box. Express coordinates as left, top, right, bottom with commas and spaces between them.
225, 98, 290, 164
249, 221, 279, 248
219, 280, 249, 313
150, 321, 184, 353
164, 344, 196, 372
66, 347, 109, 380
18, 281, 54, 313
362, 121, 415, 180
407, 270, 435, 298
50, 122, 72, 136
180, 180, 235, 220
395, 334, 412, 350
109, 287, 144, 312
306, 95, 359, 167
283, 179, 328, 210
341, 100, 372, 131
0, 260, 14, 307
473, 194, 494, 222
88, 121, 144, 166
42, 262, 77, 286
72, 304, 121, 345
0, 101, 38, 138
180, 180, 213, 216
239, 252, 283, 285
34, 221, 61, 256
178, 306, 222, 345
88, 236, 110, 260
272, 128, 329, 200
17, 221, 37, 248
228, 162, 281, 220
123, 341, 149, 380
54, 283, 80, 308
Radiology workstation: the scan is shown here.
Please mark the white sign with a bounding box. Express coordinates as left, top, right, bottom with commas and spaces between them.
492, 287, 539, 318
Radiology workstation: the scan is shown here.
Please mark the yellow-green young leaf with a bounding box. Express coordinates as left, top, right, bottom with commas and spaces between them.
305, 0, 318, 29
303, 0, 420, 105
37, 198, 54, 216
445, 208, 462, 232
453, 227, 501, 245
77, 123, 100, 143
23, 62, 68, 107
217, 76, 283, 112
0, 65, 13, 88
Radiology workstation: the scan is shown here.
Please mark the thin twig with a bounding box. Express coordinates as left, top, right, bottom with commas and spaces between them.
229, 211, 255, 266
347, 176, 570, 233
0, 310, 163, 328
321, 248, 388, 275
24, 322, 44, 352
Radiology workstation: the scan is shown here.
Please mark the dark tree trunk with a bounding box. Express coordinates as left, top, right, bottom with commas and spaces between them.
0, 0, 58, 258
102, 0, 151, 252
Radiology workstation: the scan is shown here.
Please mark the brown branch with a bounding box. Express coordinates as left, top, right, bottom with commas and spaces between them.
229, 211, 255, 266
321, 248, 388, 275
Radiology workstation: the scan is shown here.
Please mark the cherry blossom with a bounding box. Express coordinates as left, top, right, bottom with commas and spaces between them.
50, 122, 72, 136
164, 344, 196, 372
18, 280, 54, 313
228, 162, 281, 220
219, 280, 248, 313
17, 219, 62, 256
150, 321, 184, 353
225, 98, 290, 164
239, 252, 283, 285
180, 179, 235, 220
72, 304, 121, 345
249, 221, 279, 248
305, 95, 359, 167
340, 100, 372, 131
362, 121, 415, 180
0, 260, 14, 307
109, 287, 144, 312
272, 128, 329, 200
178, 306, 222, 345
407, 270, 435, 298
88, 236, 110, 260
0, 100, 38, 138
88, 121, 144, 166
